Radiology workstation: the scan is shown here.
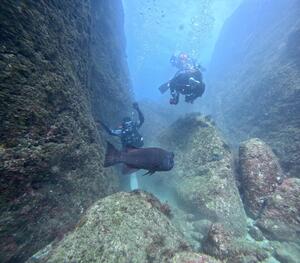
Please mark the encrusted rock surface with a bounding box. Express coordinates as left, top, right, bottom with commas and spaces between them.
27, 191, 196, 263
171, 252, 220, 263
272, 241, 300, 263
239, 138, 300, 246
256, 178, 300, 243
206, 0, 300, 178
239, 138, 284, 218
159, 113, 247, 237
247, 225, 264, 242
89, 0, 132, 130
202, 223, 269, 262
0, 0, 132, 261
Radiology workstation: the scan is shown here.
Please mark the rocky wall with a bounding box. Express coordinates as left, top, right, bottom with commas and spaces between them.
89, 0, 132, 128
0, 0, 131, 262
206, 0, 300, 178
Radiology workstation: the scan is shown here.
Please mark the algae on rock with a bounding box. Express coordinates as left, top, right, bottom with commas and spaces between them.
256, 178, 300, 243
0, 0, 132, 262
27, 191, 195, 263
158, 113, 247, 237
239, 138, 284, 218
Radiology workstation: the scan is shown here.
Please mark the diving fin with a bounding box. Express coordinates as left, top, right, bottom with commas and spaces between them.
159, 82, 170, 94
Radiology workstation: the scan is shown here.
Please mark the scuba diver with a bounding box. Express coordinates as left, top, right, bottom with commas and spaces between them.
169, 52, 195, 71
159, 52, 205, 105
99, 102, 144, 149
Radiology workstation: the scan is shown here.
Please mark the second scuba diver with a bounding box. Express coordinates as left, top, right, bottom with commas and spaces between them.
100, 103, 175, 175
99, 102, 144, 149
159, 52, 205, 105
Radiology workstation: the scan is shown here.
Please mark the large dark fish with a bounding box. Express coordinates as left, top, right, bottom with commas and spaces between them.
104, 142, 174, 175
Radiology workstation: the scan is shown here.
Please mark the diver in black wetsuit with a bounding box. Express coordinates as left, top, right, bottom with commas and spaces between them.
159, 52, 205, 105
99, 102, 144, 149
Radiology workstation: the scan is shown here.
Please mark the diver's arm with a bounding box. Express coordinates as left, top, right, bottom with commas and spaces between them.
99, 121, 121, 136
133, 102, 144, 128
110, 128, 122, 136
189, 77, 201, 86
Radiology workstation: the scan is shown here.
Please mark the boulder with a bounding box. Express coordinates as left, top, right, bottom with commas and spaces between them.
171, 252, 220, 263
256, 178, 300, 243
27, 191, 193, 263
248, 226, 264, 242
159, 113, 247, 237
202, 223, 269, 262
272, 241, 300, 263
239, 138, 284, 218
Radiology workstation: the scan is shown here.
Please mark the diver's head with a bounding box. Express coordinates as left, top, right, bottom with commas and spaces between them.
122, 117, 133, 128
179, 52, 189, 62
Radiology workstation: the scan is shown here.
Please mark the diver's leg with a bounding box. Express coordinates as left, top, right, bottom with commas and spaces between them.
170, 89, 179, 105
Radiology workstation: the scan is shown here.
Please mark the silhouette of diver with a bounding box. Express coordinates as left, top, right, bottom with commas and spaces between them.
99, 102, 144, 149
159, 52, 205, 105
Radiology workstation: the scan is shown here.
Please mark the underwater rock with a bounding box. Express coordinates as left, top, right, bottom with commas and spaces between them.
207, 0, 300, 179
170, 207, 207, 251
89, 0, 133, 127
159, 113, 247, 237
248, 226, 264, 242
202, 223, 232, 260
202, 223, 269, 262
239, 138, 284, 218
272, 241, 300, 263
256, 178, 300, 243
192, 219, 212, 242
0, 0, 132, 262
27, 191, 194, 263
171, 251, 220, 263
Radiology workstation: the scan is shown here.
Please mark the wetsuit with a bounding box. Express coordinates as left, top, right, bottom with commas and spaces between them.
101, 105, 144, 149
169, 68, 205, 105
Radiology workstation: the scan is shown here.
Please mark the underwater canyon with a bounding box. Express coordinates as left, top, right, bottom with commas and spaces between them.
0, 0, 299, 262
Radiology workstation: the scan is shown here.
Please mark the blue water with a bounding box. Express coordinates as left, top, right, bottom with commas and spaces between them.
130, 173, 139, 190
123, 0, 241, 100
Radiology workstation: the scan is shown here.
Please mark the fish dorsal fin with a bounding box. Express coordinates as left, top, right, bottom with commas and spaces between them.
122, 164, 139, 175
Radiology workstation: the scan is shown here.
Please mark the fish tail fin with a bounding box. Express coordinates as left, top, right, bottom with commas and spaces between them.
104, 142, 122, 167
